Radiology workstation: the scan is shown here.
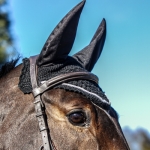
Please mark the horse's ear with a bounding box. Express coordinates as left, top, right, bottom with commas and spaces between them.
37, 1, 85, 66
73, 18, 106, 71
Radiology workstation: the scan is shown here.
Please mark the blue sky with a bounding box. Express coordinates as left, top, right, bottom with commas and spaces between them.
9, 0, 150, 131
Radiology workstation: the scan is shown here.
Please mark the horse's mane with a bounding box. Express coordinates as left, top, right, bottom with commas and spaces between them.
0, 57, 20, 78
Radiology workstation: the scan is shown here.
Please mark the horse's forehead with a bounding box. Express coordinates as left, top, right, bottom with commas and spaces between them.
43, 89, 94, 108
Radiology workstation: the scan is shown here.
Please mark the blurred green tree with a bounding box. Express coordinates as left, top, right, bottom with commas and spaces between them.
0, 0, 16, 65
123, 127, 150, 150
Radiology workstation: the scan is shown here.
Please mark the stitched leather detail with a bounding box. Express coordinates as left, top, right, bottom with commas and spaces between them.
32, 72, 98, 97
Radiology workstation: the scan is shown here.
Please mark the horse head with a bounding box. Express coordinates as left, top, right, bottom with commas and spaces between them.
0, 1, 130, 149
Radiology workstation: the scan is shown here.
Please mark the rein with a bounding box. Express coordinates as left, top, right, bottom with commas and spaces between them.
29, 56, 99, 150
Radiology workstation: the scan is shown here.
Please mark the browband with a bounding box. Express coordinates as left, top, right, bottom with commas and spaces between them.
32, 72, 99, 97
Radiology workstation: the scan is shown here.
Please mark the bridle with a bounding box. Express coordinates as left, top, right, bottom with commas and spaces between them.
29, 56, 99, 150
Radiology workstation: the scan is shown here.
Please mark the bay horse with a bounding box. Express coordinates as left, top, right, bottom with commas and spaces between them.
0, 1, 130, 150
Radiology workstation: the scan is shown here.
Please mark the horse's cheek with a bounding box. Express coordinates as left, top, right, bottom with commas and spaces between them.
46, 114, 98, 150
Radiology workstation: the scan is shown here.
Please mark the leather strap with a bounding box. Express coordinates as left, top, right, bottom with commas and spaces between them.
32, 72, 98, 98
30, 56, 54, 150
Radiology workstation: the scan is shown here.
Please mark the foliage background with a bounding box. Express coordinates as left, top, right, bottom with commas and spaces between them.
123, 127, 150, 150
0, 0, 17, 65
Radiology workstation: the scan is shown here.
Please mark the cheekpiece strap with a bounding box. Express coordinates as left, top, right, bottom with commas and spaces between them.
30, 55, 54, 150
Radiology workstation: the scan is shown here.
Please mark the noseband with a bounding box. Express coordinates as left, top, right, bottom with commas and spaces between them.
29, 56, 99, 150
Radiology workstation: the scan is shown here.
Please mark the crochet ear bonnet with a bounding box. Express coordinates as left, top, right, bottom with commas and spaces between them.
18, 1, 111, 110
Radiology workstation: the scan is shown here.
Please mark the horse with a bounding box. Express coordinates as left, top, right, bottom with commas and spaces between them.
0, 1, 130, 150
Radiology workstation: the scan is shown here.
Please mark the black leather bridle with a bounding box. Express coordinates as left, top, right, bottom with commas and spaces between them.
29, 56, 99, 150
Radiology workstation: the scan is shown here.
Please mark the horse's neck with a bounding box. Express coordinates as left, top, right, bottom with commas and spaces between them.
0, 64, 42, 150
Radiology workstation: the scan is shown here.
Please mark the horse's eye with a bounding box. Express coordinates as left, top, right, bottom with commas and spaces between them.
68, 111, 86, 125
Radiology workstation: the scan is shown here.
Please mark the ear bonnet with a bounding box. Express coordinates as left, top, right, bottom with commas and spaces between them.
19, 1, 110, 109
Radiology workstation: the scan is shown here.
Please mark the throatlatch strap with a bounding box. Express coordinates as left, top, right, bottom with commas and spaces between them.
30, 56, 54, 150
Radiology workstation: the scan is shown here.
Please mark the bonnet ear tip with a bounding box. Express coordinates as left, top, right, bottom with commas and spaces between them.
101, 18, 106, 32
81, 0, 86, 6
102, 18, 106, 25
102, 18, 106, 21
